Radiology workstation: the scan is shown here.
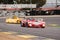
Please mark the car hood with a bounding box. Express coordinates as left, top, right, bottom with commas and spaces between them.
32, 22, 41, 25
28, 22, 42, 25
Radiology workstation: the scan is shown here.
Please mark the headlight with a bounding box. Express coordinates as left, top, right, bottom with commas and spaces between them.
29, 24, 32, 26
43, 24, 45, 26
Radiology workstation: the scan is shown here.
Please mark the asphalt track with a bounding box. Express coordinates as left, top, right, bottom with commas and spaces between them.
0, 15, 60, 40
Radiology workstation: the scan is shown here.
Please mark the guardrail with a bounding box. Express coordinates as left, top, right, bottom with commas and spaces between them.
19, 15, 60, 18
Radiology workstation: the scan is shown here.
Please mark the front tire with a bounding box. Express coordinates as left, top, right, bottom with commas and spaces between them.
41, 26, 45, 28
17, 20, 20, 23
20, 21, 23, 27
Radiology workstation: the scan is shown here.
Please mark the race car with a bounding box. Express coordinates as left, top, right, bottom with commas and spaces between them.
20, 18, 45, 28
6, 15, 22, 24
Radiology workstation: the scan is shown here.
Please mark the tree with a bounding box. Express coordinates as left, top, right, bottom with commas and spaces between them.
16, 0, 46, 7
0, 0, 46, 7
0, 0, 14, 4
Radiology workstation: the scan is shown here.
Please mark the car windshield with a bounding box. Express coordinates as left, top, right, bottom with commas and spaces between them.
35, 18, 43, 22
25, 18, 43, 21
26, 18, 35, 21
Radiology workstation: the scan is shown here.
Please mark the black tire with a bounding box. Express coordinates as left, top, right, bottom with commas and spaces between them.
7, 22, 10, 23
41, 26, 45, 28
20, 21, 25, 27
25, 22, 28, 27
20, 21, 23, 27
17, 20, 20, 23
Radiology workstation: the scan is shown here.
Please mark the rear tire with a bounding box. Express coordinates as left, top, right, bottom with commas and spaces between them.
20, 21, 25, 27
25, 22, 28, 27
20, 21, 23, 27
41, 26, 45, 28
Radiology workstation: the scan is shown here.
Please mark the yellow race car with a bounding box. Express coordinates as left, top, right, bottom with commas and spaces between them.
6, 15, 23, 24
